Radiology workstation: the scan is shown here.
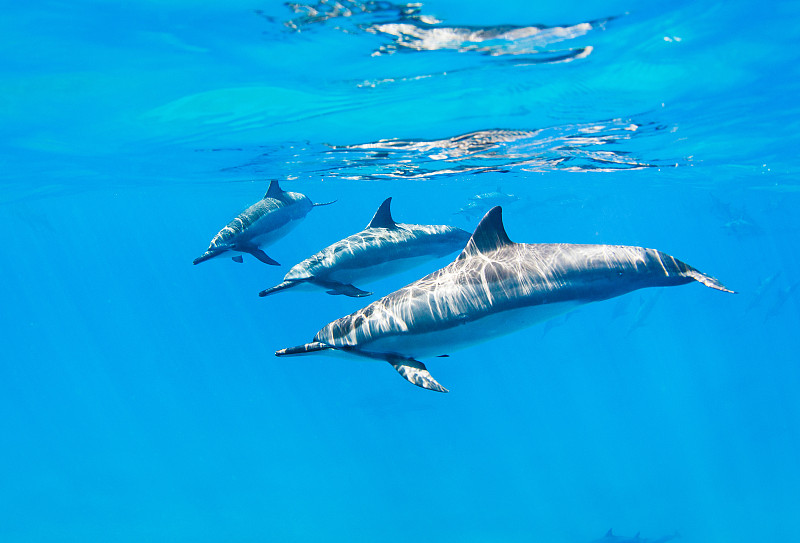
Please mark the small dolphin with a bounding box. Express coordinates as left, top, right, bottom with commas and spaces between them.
592, 529, 681, 543
763, 279, 800, 322
625, 290, 663, 336
259, 197, 470, 298
746, 271, 780, 313
276, 206, 733, 392
193, 180, 334, 265
455, 187, 519, 221
709, 194, 763, 239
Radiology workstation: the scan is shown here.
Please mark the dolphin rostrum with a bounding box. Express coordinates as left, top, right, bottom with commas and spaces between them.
276, 207, 734, 392
193, 180, 334, 265
258, 197, 470, 298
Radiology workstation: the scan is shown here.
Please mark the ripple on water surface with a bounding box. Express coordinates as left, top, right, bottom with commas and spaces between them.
216, 120, 676, 181
279, 0, 608, 63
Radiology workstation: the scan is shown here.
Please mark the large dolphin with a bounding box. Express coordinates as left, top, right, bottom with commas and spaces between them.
193, 180, 334, 265
276, 207, 734, 392
258, 197, 470, 298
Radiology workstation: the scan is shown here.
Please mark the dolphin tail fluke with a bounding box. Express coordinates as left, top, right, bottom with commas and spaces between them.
685, 268, 736, 294
275, 342, 333, 356
388, 357, 449, 393
259, 280, 301, 297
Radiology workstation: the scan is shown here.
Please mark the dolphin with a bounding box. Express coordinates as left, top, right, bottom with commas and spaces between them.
592, 529, 681, 543
455, 187, 519, 221
193, 180, 334, 265
276, 206, 734, 392
763, 279, 800, 322
746, 271, 780, 313
625, 290, 663, 336
258, 197, 471, 298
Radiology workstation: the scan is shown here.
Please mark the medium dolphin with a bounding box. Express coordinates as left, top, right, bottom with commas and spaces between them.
193, 180, 334, 265
258, 197, 470, 298
276, 207, 733, 392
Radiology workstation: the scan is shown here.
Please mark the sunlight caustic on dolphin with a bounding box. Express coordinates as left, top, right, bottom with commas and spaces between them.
259, 197, 470, 298
276, 206, 734, 392
193, 180, 335, 266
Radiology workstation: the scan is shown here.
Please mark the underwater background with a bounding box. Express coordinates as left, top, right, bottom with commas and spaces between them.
2, 0, 799, 541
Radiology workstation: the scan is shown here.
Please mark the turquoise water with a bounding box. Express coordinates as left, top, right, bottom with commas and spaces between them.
2, 1, 799, 541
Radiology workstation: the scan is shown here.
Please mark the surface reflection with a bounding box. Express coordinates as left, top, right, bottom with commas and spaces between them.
280, 1, 609, 62
219, 121, 670, 180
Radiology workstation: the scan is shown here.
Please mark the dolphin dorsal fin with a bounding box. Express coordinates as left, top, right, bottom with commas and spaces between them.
264, 180, 284, 200
366, 197, 397, 229
457, 206, 512, 259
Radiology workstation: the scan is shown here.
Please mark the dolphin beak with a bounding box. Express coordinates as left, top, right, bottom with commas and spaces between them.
259, 280, 301, 297
275, 342, 333, 356
193, 249, 224, 265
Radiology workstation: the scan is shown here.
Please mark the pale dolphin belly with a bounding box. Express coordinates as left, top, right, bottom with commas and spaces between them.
246, 215, 303, 247
352, 300, 582, 359
324, 254, 443, 285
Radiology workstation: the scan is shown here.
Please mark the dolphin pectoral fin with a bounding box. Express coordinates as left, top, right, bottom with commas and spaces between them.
318, 280, 372, 297
259, 280, 302, 297
325, 287, 373, 297
240, 246, 280, 266
231, 255, 244, 263
250, 249, 280, 266
389, 358, 449, 393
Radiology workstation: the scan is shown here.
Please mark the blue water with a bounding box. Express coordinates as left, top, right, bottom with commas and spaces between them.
2, 1, 799, 541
